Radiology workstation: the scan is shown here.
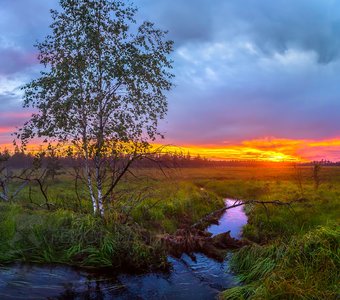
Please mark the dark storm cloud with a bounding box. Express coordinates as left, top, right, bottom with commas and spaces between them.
136, 0, 215, 45
158, 42, 340, 144
218, 0, 340, 64
146, 0, 340, 143
139, 0, 340, 63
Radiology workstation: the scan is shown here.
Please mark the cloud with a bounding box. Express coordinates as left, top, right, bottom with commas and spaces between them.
138, 0, 340, 63
136, 0, 215, 45
0, 48, 38, 75
219, 0, 340, 64
158, 39, 340, 144
155, 137, 340, 161
0, 0, 340, 161
0, 0, 57, 48
0, 92, 29, 127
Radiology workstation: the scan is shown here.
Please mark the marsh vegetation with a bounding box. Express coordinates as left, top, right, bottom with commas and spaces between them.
0, 161, 339, 299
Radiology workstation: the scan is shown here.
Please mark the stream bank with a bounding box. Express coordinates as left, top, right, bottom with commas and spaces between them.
0, 199, 248, 299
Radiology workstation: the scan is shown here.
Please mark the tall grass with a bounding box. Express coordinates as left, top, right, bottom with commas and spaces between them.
213, 173, 340, 300
0, 204, 166, 271
130, 181, 224, 233
0, 176, 224, 271
221, 225, 339, 299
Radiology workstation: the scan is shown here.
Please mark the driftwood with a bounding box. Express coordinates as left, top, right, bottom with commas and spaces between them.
160, 228, 247, 261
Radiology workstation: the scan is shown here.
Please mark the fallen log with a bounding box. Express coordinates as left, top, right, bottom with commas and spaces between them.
161, 198, 308, 260
160, 228, 247, 261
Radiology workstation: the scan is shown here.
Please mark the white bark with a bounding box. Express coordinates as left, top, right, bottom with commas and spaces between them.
85, 162, 98, 214
0, 181, 28, 202
97, 187, 105, 217
96, 162, 105, 217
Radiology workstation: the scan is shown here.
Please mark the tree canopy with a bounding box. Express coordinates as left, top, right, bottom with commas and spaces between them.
19, 0, 174, 216
20, 0, 173, 148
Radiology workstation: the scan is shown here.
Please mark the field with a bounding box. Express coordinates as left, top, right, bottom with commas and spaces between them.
0, 165, 339, 299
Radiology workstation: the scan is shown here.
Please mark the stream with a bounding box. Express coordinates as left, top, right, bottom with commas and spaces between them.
0, 199, 248, 300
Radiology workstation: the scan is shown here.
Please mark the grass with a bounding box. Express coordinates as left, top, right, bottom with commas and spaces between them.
0, 203, 167, 270
15, 169, 225, 234
208, 167, 340, 300
1, 165, 339, 298
0, 171, 224, 271
221, 225, 339, 299
130, 180, 223, 233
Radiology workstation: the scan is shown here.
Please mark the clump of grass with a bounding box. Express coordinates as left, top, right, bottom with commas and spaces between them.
0, 203, 166, 271
221, 224, 340, 299
229, 244, 283, 284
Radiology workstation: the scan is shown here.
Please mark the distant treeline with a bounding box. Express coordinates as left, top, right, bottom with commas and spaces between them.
304, 160, 340, 166
2, 150, 339, 169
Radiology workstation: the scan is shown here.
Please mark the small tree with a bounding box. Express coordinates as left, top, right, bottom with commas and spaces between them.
19, 0, 174, 216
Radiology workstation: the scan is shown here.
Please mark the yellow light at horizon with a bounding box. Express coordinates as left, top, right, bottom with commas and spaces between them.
2, 136, 340, 162
153, 144, 303, 162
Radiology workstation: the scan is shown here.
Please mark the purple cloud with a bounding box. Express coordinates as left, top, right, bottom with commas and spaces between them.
1, 0, 340, 147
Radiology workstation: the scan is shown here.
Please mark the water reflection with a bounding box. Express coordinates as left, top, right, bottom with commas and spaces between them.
207, 199, 247, 239
0, 198, 247, 300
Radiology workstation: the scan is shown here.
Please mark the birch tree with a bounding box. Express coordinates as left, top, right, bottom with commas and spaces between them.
19, 0, 174, 216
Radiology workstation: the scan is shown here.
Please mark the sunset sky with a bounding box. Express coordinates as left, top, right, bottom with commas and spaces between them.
1, 0, 340, 161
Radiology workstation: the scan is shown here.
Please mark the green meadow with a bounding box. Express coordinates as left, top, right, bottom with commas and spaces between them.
0, 166, 339, 299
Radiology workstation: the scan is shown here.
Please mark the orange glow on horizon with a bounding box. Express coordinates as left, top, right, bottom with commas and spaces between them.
1, 137, 340, 162
154, 137, 340, 162
155, 142, 302, 162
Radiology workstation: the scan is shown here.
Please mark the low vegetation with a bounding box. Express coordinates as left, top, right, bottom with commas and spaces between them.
221, 225, 339, 299
213, 167, 340, 300
0, 163, 339, 299
0, 204, 167, 270
0, 170, 224, 271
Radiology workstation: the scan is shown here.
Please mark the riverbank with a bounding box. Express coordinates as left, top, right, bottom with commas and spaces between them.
0, 198, 248, 299
1, 166, 339, 299
0, 180, 224, 271
214, 174, 340, 299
